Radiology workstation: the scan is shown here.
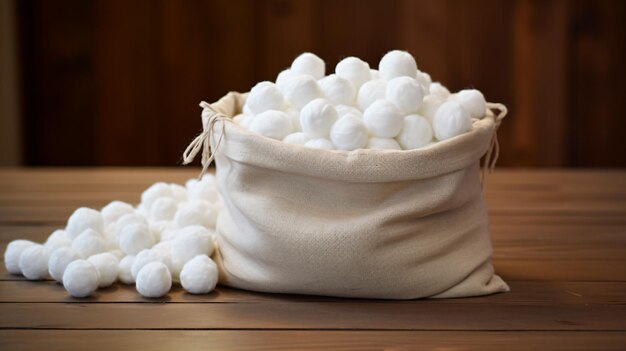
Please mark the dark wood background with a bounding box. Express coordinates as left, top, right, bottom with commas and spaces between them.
14, 0, 626, 167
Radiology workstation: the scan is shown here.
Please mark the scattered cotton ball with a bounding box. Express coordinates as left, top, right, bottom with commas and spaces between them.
136, 261, 171, 298
131, 248, 174, 280
44, 229, 72, 252
367, 137, 402, 150
283, 132, 310, 145
453, 89, 487, 119
363, 99, 404, 138
357, 79, 386, 112
66, 207, 104, 240
48, 247, 81, 282
101, 201, 135, 225
87, 252, 119, 288
335, 56, 371, 89
63, 259, 100, 298
245, 81, 286, 114
180, 255, 218, 295
429, 82, 451, 100
379, 50, 418, 81
386, 76, 424, 114
300, 99, 339, 138
418, 94, 445, 123
174, 200, 216, 229
285, 107, 301, 131
432, 100, 472, 141
335, 104, 362, 118
416, 71, 432, 91
170, 226, 215, 272
248, 110, 293, 140
118, 222, 155, 255
186, 178, 218, 203
318, 74, 356, 105
19, 244, 50, 280
330, 114, 369, 151
282, 75, 323, 109
397, 114, 433, 150
149, 197, 178, 221
118, 255, 136, 284
72, 228, 107, 258
169, 184, 188, 203
4, 240, 36, 274
140, 183, 173, 211
291, 52, 325, 80
304, 138, 336, 150
370, 69, 381, 80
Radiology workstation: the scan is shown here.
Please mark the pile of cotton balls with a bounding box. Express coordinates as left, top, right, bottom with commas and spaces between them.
3, 175, 221, 298
234, 50, 487, 150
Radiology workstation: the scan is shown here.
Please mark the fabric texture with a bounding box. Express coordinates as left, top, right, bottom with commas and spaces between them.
206, 92, 509, 299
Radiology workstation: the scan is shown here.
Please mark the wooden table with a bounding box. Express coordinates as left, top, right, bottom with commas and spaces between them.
0, 168, 624, 350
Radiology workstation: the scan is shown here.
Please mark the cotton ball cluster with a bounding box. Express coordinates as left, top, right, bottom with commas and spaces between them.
131, 248, 173, 280
300, 99, 339, 138
248, 110, 293, 140
336, 56, 371, 89
63, 259, 100, 298
246, 81, 286, 115
148, 197, 178, 221
363, 100, 404, 138
66, 207, 104, 240
117, 222, 154, 255
170, 225, 215, 275
87, 252, 119, 288
48, 247, 82, 282
330, 114, 369, 151
4, 240, 36, 274
101, 201, 135, 225
19, 244, 50, 280
319, 74, 356, 106
291, 52, 325, 80
180, 255, 218, 294
174, 200, 218, 229
136, 262, 172, 298
379, 50, 418, 81
386, 76, 424, 114
186, 176, 219, 203
432, 101, 471, 141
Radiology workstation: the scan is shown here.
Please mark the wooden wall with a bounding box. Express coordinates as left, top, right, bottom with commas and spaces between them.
15, 0, 626, 167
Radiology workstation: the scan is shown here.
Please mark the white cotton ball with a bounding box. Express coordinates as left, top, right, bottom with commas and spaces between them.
245, 81, 286, 114
180, 255, 218, 295
109, 249, 125, 260
118, 255, 136, 284
48, 247, 81, 282
148, 197, 178, 221
169, 184, 188, 203
248, 110, 293, 140
367, 137, 402, 150
291, 52, 325, 80
335, 104, 362, 118
170, 226, 215, 271
63, 259, 100, 297
18, 244, 50, 280
116, 212, 148, 229
187, 177, 218, 203
386, 76, 424, 114
131, 249, 169, 279
379, 50, 418, 81
4, 240, 36, 274
304, 138, 336, 150
330, 114, 369, 151
429, 82, 451, 100
276, 69, 296, 93
453, 89, 487, 119
101, 201, 135, 225
283, 75, 323, 109
336, 56, 371, 89
363, 99, 404, 138
118, 223, 155, 255
44, 229, 71, 252
318, 74, 356, 105
300, 99, 339, 138
149, 220, 174, 242
243, 104, 253, 116
433, 100, 472, 141
370, 69, 381, 80
397, 114, 433, 150
87, 252, 119, 288
357, 79, 386, 111
416, 71, 432, 91
418, 94, 445, 123
66, 207, 104, 240
140, 182, 173, 211
71, 228, 107, 258
136, 261, 171, 298
174, 200, 216, 229
285, 107, 301, 131
283, 132, 310, 145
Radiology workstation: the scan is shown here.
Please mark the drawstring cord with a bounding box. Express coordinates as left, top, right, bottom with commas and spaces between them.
481, 102, 508, 186
182, 101, 227, 179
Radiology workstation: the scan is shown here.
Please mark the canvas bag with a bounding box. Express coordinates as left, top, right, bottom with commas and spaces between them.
183, 92, 509, 299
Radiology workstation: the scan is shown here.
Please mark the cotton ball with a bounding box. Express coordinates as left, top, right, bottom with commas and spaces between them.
243, 104, 253, 116
248, 110, 293, 140
283, 132, 309, 145
174, 200, 216, 229
370, 69, 380, 80
291, 52, 325, 80
276, 69, 296, 93
140, 182, 173, 211
109, 249, 125, 260
101, 201, 135, 225
87, 252, 119, 288
330, 114, 369, 150
432, 100, 472, 141
285, 107, 301, 131
397, 115, 433, 150
186, 178, 218, 203
118, 223, 155, 255
304, 138, 335, 150
300, 99, 339, 138
63, 259, 100, 298
149, 220, 174, 241
180, 255, 218, 294
283, 75, 323, 109
48, 247, 81, 282
429, 82, 451, 100
386, 76, 424, 114
357, 80, 386, 111
245, 81, 286, 114
363, 99, 404, 138
44, 229, 71, 252
66, 207, 104, 240
318, 74, 356, 105
149, 197, 178, 221
335, 104, 362, 118
418, 94, 445, 123
118, 255, 136, 284
170, 226, 215, 272
4, 240, 36, 274
416, 71, 432, 91
453, 89, 487, 119
379, 50, 418, 81
336, 56, 371, 89
169, 184, 188, 203
72, 228, 107, 258
136, 262, 171, 298
367, 137, 402, 150
18, 244, 50, 280
131, 248, 174, 280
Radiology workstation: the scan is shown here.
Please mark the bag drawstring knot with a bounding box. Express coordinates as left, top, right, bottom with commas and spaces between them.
481, 102, 508, 186
182, 101, 227, 179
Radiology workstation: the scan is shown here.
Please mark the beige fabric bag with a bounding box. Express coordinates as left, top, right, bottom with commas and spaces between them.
184, 92, 509, 299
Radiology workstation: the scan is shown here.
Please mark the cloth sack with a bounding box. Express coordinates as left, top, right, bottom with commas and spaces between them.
184, 92, 509, 299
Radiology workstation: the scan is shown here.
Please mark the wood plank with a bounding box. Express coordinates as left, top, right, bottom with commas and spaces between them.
1, 330, 625, 351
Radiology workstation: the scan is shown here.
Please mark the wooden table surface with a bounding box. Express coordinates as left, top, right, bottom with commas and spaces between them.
0, 168, 624, 350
